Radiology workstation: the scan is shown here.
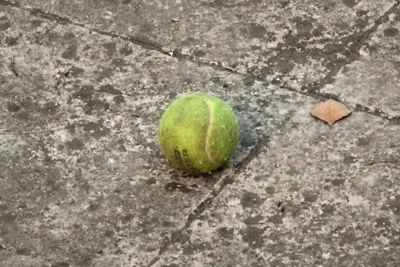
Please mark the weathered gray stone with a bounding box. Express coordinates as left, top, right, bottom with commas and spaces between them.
0, 6, 319, 267
155, 109, 400, 267
1, 1, 399, 266
322, 5, 400, 119
7, 0, 398, 89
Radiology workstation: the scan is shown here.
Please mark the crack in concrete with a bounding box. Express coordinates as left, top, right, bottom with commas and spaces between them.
279, 84, 400, 124
0, 0, 165, 54
144, 177, 233, 267
305, 0, 400, 119
1, 0, 399, 125
145, 114, 293, 267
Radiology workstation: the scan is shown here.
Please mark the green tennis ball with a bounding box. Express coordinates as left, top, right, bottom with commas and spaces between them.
158, 92, 239, 174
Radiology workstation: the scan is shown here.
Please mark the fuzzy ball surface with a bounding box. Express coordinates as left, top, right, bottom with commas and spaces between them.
158, 92, 239, 174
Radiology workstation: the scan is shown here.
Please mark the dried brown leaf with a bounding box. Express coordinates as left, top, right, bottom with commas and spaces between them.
311, 99, 352, 126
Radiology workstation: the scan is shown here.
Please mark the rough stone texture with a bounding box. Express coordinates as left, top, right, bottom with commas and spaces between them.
1, 0, 400, 267
322, 5, 400, 119
6, 0, 399, 90
155, 110, 400, 267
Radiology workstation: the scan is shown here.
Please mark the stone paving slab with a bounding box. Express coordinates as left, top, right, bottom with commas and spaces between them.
6, 0, 398, 90
1, 6, 321, 266
1, 1, 400, 267
155, 108, 400, 267
322, 5, 400, 119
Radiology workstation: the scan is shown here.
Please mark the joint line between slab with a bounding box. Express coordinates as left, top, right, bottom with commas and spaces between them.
145, 116, 292, 267
1, 0, 400, 124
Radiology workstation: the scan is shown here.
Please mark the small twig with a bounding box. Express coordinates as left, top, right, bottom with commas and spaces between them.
368, 160, 400, 166
10, 56, 19, 77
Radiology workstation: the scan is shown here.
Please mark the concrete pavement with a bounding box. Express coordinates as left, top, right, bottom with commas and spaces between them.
1, 0, 399, 266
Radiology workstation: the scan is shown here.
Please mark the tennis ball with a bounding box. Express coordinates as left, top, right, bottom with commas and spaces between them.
158, 92, 239, 174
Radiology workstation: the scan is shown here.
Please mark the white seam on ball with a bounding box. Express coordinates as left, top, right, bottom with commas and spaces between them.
204, 98, 217, 165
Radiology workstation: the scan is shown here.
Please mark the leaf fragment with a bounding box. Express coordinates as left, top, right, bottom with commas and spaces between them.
311, 99, 352, 126
171, 16, 181, 23
163, 48, 174, 56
